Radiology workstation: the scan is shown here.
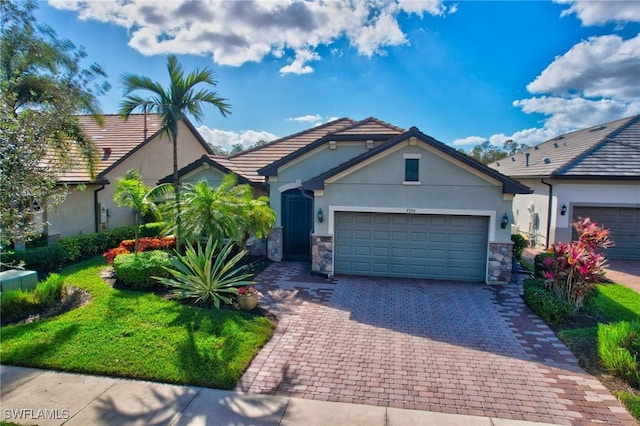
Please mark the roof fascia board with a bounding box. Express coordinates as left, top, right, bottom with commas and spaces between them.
305, 129, 530, 194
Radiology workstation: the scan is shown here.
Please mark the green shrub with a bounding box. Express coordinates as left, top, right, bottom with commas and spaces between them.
11, 245, 66, 274
0, 273, 66, 320
511, 234, 527, 262
598, 321, 640, 388
113, 250, 172, 290
156, 237, 253, 309
139, 222, 166, 238
523, 278, 572, 324
534, 252, 555, 279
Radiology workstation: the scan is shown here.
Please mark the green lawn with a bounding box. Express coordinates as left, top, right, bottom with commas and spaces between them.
0, 257, 274, 389
555, 282, 640, 422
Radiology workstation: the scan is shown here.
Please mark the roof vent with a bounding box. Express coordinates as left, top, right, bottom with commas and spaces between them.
534, 145, 539, 150
544, 157, 551, 164
511, 157, 516, 161
329, 141, 337, 150
553, 142, 559, 148
525, 152, 530, 166
366, 139, 373, 149
554, 135, 564, 140
589, 125, 607, 132
103, 147, 112, 156
496, 162, 500, 166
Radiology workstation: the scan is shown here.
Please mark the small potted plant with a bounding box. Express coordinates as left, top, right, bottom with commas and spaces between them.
236, 285, 259, 311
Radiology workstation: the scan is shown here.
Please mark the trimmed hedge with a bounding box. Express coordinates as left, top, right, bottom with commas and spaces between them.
112, 250, 172, 291
2, 225, 165, 275
522, 278, 572, 324
511, 234, 527, 262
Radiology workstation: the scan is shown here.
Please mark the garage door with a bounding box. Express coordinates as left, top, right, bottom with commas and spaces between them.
334, 212, 488, 281
573, 206, 640, 260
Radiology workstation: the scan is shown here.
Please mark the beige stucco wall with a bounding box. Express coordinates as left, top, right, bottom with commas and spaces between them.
99, 121, 210, 231
46, 184, 99, 237
48, 120, 210, 238
512, 178, 640, 247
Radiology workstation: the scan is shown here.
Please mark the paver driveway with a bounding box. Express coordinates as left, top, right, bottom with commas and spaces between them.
236, 262, 635, 425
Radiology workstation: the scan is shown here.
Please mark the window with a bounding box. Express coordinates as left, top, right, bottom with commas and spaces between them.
405, 158, 419, 182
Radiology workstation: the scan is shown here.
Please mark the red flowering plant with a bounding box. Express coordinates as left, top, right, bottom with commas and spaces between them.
236, 285, 258, 296
103, 236, 176, 264
541, 217, 613, 310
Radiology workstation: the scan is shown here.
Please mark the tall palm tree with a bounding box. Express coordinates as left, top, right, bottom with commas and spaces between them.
118, 55, 230, 248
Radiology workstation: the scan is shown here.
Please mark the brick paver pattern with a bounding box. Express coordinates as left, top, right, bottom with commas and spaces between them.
236, 262, 636, 426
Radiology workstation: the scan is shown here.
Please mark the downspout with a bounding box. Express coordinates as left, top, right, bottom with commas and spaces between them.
94, 184, 106, 233
541, 179, 552, 249
298, 184, 315, 234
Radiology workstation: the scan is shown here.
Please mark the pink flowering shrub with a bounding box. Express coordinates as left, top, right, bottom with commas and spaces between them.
541, 217, 614, 310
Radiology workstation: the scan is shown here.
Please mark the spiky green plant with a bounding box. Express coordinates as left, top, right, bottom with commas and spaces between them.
156, 237, 253, 309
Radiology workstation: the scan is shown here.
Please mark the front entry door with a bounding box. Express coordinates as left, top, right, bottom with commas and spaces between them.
282, 190, 312, 261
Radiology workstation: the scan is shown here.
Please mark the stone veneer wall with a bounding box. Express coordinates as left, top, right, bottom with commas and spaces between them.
487, 242, 513, 284
267, 227, 283, 261
311, 234, 333, 275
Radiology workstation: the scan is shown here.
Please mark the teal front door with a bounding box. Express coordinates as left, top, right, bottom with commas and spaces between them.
282, 190, 312, 261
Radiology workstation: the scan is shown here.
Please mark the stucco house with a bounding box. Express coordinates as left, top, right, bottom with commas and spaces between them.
163, 117, 530, 283
45, 114, 214, 239
488, 114, 640, 260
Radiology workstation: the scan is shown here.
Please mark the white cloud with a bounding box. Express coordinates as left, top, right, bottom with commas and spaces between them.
451, 135, 485, 147
555, 0, 640, 25
48, 0, 450, 74
527, 34, 640, 101
197, 126, 278, 151
280, 49, 320, 75
288, 114, 323, 123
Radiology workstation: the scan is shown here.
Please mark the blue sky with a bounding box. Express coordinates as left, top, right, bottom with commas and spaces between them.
39, 1, 640, 151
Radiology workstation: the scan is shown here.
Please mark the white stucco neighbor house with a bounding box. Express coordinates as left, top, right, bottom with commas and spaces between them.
45, 114, 214, 239
488, 114, 640, 260
162, 117, 530, 283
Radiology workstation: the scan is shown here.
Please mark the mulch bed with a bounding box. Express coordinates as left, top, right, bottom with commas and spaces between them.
1, 286, 92, 327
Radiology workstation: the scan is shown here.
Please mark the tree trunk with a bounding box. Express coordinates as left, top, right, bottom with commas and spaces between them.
173, 132, 182, 252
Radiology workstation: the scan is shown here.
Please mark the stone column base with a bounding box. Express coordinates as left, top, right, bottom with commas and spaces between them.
267, 227, 283, 261
487, 242, 513, 284
311, 234, 333, 275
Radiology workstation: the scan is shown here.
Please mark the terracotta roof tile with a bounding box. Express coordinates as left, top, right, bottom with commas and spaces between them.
329, 117, 405, 136
57, 114, 163, 183
210, 118, 356, 182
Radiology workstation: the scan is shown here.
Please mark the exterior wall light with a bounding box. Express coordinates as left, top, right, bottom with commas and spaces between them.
560, 204, 567, 216
317, 208, 324, 223
501, 213, 509, 229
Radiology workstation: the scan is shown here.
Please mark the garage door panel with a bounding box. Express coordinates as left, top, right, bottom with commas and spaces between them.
573, 206, 640, 260
354, 230, 371, 240
335, 212, 488, 281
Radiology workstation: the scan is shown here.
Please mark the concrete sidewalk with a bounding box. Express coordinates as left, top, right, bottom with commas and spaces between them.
0, 365, 557, 426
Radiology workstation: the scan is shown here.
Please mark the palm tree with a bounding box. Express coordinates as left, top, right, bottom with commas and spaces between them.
118, 55, 230, 248
177, 174, 275, 245
113, 169, 172, 253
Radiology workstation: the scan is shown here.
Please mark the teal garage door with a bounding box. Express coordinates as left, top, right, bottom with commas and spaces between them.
572, 206, 640, 260
334, 212, 488, 281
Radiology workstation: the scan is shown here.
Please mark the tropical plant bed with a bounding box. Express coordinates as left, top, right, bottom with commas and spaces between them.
0, 257, 275, 390
546, 283, 640, 420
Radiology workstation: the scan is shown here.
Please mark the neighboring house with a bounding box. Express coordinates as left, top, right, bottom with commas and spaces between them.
45, 114, 214, 239
163, 117, 529, 283
488, 115, 640, 260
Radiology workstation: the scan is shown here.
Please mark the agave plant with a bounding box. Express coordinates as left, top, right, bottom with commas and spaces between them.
156, 236, 253, 309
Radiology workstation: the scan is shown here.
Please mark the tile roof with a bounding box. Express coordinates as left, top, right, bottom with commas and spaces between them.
488, 115, 640, 179
205, 118, 356, 183
330, 117, 405, 136
57, 114, 163, 183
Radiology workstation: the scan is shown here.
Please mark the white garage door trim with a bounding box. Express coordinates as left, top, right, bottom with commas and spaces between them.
328, 206, 496, 281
